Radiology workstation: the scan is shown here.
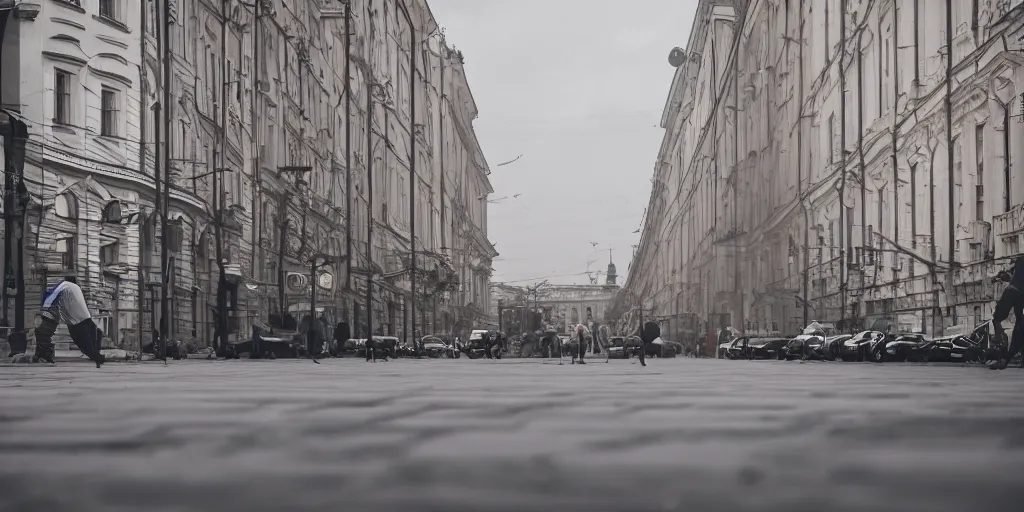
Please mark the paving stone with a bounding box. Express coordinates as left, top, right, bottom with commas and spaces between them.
0, 358, 1022, 511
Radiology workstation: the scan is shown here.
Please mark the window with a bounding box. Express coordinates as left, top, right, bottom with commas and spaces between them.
99, 0, 118, 22
910, 163, 918, 245
54, 69, 72, 125
976, 123, 985, 221
827, 113, 835, 165
1006, 235, 1020, 258
825, 0, 831, 63
100, 240, 119, 266
878, 20, 884, 117
101, 87, 119, 137
56, 235, 76, 270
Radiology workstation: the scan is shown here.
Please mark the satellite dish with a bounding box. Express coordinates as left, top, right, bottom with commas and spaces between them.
668, 47, 687, 67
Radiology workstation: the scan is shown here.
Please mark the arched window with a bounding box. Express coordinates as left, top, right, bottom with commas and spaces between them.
102, 201, 122, 223
54, 192, 78, 219
570, 308, 579, 325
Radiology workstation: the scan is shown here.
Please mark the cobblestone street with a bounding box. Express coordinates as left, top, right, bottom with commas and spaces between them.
1, 358, 1023, 512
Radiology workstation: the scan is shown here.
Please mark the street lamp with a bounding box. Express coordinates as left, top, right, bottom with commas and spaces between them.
308, 252, 346, 362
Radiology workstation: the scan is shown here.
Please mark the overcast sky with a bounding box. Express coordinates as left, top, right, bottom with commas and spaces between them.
427, 0, 699, 286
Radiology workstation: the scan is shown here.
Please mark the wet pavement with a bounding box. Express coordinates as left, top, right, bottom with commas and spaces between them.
0, 357, 1022, 512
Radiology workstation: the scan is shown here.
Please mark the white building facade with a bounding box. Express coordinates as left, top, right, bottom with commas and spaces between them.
2, 0, 151, 350
625, 0, 1024, 347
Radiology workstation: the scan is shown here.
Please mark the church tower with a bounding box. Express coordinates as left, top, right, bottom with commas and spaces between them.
606, 249, 617, 286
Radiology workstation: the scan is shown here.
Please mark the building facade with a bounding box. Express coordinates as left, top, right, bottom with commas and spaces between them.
495, 260, 620, 335
2, 0, 151, 351
1, 0, 495, 354
625, 0, 1024, 348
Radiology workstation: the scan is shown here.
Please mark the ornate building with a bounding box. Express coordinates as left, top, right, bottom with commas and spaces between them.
495, 258, 620, 335
1, 0, 495, 354
625, 0, 1023, 350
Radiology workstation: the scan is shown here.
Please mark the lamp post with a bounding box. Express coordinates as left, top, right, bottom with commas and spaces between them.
309, 252, 345, 362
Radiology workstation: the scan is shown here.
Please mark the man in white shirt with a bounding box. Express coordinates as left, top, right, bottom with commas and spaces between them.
34, 277, 105, 368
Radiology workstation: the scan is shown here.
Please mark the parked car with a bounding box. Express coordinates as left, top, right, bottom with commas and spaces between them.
882, 333, 930, 362
924, 321, 1001, 364
747, 337, 791, 359
818, 334, 853, 360
607, 336, 642, 359
724, 337, 750, 359
840, 331, 885, 361
420, 335, 459, 358
718, 339, 739, 359
780, 333, 827, 360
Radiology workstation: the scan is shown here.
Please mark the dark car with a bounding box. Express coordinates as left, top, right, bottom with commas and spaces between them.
840, 330, 885, 361
780, 334, 826, 360
747, 337, 790, 359
607, 336, 642, 359
818, 335, 853, 361
881, 333, 929, 362
924, 321, 1001, 364
420, 335, 459, 358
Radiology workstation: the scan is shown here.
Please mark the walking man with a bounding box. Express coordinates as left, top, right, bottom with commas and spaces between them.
33, 277, 105, 368
990, 257, 1024, 370
636, 321, 661, 367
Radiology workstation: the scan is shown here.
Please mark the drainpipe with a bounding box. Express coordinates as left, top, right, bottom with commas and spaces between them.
857, 25, 866, 328
839, 0, 848, 330
892, 2, 901, 280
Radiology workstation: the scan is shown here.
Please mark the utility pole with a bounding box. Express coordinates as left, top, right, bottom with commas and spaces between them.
250, 0, 262, 313
214, 0, 230, 355
798, 7, 809, 327
397, 1, 417, 347
366, 85, 376, 344
154, 0, 171, 360
344, 0, 353, 293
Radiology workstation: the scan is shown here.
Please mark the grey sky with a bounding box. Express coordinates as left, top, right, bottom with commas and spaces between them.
428, 0, 699, 286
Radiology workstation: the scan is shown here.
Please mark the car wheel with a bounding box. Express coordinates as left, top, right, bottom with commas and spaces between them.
872, 348, 886, 363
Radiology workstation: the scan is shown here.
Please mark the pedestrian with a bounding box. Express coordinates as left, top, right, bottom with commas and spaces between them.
636, 321, 661, 367
333, 321, 349, 357
33, 276, 105, 368
572, 323, 592, 364
990, 257, 1024, 370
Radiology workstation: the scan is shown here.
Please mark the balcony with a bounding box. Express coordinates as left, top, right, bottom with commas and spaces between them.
993, 204, 1024, 258
993, 205, 1024, 238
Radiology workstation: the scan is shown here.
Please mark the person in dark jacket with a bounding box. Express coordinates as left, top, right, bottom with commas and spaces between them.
635, 321, 661, 367
333, 322, 350, 357
990, 257, 1024, 370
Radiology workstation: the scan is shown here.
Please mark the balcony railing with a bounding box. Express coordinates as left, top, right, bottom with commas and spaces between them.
993, 204, 1024, 238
